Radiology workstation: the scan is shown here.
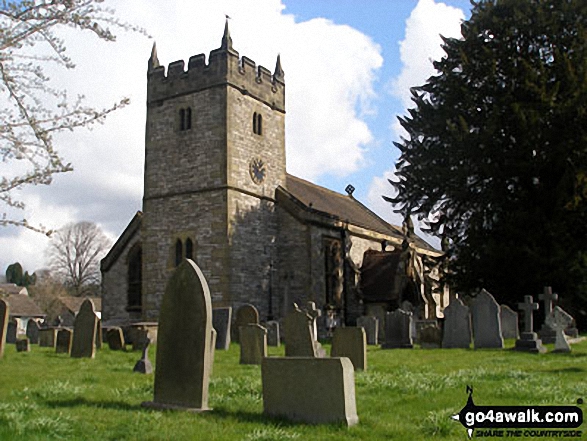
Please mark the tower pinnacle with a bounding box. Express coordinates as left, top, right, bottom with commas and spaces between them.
273, 54, 284, 82
220, 18, 233, 51
148, 42, 160, 72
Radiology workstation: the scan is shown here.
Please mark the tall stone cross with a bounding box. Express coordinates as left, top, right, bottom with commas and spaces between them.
538, 286, 558, 316
518, 295, 539, 333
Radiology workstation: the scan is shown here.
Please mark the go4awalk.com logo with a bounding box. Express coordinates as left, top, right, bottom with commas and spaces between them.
451, 386, 583, 438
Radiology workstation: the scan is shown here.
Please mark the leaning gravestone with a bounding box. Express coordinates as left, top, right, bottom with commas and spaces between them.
331, 327, 367, 371
514, 295, 546, 353
70, 299, 98, 358
356, 315, 378, 345
16, 338, 30, 352
284, 304, 320, 357
234, 304, 259, 343
106, 327, 126, 351
133, 337, 153, 374
143, 259, 213, 412
382, 309, 413, 349
6, 319, 17, 344
212, 307, 232, 350
499, 305, 519, 340
471, 289, 504, 349
441, 298, 472, 349
265, 320, 280, 346
546, 306, 574, 353
239, 323, 267, 365
0, 299, 8, 358
56, 328, 73, 354
39, 328, 58, 348
305, 301, 322, 340
26, 320, 40, 344
538, 286, 559, 344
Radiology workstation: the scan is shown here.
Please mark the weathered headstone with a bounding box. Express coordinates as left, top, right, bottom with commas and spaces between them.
514, 295, 546, 353
239, 323, 267, 365
26, 320, 40, 344
6, 318, 17, 344
70, 299, 98, 358
39, 328, 58, 348
331, 327, 367, 371
265, 320, 280, 346
419, 324, 442, 349
132, 329, 149, 351
56, 328, 73, 354
305, 301, 322, 340
133, 337, 153, 374
538, 286, 558, 344
441, 298, 472, 349
500, 305, 519, 340
95, 320, 102, 350
212, 307, 232, 350
382, 309, 413, 349
142, 259, 213, 412
209, 328, 217, 376
356, 315, 378, 345
234, 304, 259, 343
262, 357, 358, 426
0, 299, 8, 358
284, 305, 323, 357
106, 327, 126, 351
16, 338, 30, 352
546, 306, 574, 353
471, 289, 504, 349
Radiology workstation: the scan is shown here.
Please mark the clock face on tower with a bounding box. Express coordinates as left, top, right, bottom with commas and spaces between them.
249, 157, 266, 184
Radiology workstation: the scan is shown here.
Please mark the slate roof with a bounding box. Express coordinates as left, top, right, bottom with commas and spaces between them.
101, 211, 142, 272
283, 174, 438, 253
0, 284, 28, 296
4, 294, 45, 317
58, 297, 102, 314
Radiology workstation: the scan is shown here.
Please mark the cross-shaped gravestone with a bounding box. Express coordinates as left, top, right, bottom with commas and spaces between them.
518, 295, 539, 333
306, 302, 321, 341
539, 286, 558, 316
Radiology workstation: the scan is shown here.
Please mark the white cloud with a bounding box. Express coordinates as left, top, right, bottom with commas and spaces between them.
0, 0, 383, 272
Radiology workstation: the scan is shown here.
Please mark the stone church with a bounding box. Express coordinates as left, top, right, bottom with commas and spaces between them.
101, 22, 446, 328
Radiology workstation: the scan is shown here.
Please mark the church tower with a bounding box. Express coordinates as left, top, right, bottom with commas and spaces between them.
141, 22, 286, 319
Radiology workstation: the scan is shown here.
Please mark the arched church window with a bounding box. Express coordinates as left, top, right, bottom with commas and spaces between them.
253, 112, 263, 135
175, 239, 183, 267
185, 238, 194, 260
127, 243, 142, 311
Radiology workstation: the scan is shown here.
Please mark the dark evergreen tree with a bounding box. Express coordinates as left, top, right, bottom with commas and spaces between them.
390, 0, 587, 326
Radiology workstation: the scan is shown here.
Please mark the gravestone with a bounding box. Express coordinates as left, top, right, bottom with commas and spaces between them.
546, 306, 574, 353
239, 323, 267, 365
39, 328, 58, 348
70, 299, 98, 358
471, 289, 504, 349
234, 304, 259, 343
265, 320, 280, 346
382, 309, 413, 349
95, 320, 102, 350
331, 327, 367, 371
262, 357, 358, 426
0, 299, 8, 358
284, 304, 325, 357
26, 320, 40, 344
56, 328, 73, 354
441, 298, 471, 349
500, 305, 519, 340
209, 328, 217, 376
514, 295, 546, 353
132, 329, 149, 351
133, 337, 153, 374
305, 301, 322, 340
106, 327, 126, 351
356, 315, 378, 345
419, 324, 442, 349
538, 286, 559, 344
6, 319, 17, 344
16, 338, 30, 352
212, 307, 232, 350
142, 259, 213, 412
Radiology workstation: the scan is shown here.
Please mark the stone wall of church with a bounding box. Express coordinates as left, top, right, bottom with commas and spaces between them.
102, 234, 141, 323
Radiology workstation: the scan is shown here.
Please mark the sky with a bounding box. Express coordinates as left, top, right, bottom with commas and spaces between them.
0, 0, 472, 275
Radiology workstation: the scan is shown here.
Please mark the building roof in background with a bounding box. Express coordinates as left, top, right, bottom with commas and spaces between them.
4, 294, 45, 317
58, 297, 102, 314
0, 284, 28, 296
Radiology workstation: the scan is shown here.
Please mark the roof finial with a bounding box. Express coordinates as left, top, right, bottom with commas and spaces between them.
148, 41, 160, 72
220, 16, 233, 51
274, 53, 284, 82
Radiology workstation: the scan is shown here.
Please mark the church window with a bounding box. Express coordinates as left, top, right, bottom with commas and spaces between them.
175, 239, 183, 266
253, 112, 262, 135
127, 243, 142, 311
185, 238, 194, 260
179, 107, 192, 131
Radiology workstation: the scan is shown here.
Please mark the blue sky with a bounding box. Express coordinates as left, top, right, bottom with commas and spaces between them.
0, 0, 473, 274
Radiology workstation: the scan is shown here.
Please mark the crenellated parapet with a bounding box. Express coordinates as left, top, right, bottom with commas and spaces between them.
147, 22, 285, 112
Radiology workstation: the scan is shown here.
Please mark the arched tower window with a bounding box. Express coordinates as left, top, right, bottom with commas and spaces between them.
175, 239, 183, 267
253, 112, 263, 135
179, 108, 186, 131
185, 238, 194, 260
127, 243, 142, 311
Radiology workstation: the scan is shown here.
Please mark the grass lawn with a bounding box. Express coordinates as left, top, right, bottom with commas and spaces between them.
0, 338, 585, 440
